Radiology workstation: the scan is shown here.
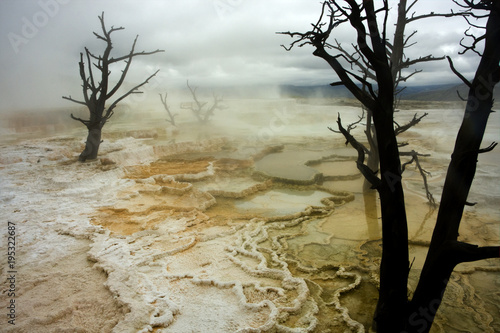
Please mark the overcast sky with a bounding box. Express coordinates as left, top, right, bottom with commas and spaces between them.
0, 0, 484, 111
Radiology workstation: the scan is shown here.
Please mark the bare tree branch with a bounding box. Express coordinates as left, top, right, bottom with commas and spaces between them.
85, 48, 98, 94
400, 150, 435, 205
459, 27, 487, 56
104, 69, 160, 124
447, 56, 473, 87
394, 112, 428, 136
446, 241, 500, 264
332, 114, 381, 188
478, 141, 498, 153
70, 113, 91, 126
407, 10, 472, 23
160, 92, 177, 126
62, 95, 87, 106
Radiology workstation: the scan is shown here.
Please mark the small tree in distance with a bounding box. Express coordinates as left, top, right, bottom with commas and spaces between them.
159, 92, 177, 126
181, 80, 226, 124
63, 12, 164, 162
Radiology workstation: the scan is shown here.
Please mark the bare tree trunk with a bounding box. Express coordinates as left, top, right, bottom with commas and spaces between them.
363, 190, 381, 239
407, 5, 500, 332
371, 104, 409, 332
79, 127, 102, 162
363, 110, 380, 192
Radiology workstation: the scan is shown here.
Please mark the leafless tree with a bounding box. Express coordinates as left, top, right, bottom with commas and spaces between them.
181, 80, 226, 123
326, 0, 467, 204
280, 0, 499, 331
63, 12, 164, 162
159, 92, 177, 126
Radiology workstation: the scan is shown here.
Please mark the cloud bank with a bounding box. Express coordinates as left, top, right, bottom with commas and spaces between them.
0, 0, 484, 111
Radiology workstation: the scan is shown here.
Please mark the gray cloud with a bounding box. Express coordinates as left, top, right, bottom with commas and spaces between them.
0, 0, 486, 111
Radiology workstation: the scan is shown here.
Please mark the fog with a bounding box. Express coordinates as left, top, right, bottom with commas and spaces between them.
0, 0, 482, 111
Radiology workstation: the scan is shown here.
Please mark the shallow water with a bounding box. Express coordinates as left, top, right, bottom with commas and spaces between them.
234, 188, 333, 217
254, 151, 323, 183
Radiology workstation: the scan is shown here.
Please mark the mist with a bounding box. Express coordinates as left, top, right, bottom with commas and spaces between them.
0, 0, 479, 112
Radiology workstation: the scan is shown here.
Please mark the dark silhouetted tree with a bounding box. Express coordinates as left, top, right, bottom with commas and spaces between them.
329, 0, 443, 204
281, 0, 499, 331
63, 12, 164, 162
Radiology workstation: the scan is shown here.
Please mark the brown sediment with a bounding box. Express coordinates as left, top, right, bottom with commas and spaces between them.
92, 190, 217, 236
152, 175, 192, 193
214, 157, 254, 171
91, 207, 170, 236
208, 179, 273, 198
252, 170, 324, 185
124, 157, 214, 179
91, 156, 223, 236
94, 147, 358, 236
152, 138, 229, 157
93, 158, 357, 235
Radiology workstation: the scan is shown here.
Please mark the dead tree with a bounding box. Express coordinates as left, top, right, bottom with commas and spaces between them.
409, 1, 500, 331
159, 92, 177, 126
329, 0, 465, 204
63, 12, 164, 162
280, 0, 499, 332
181, 80, 225, 123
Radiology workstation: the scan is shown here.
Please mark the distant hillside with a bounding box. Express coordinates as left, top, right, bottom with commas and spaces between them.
279, 84, 353, 99
401, 83, 500, 101
400, 84, 465, 101
279, 83, 500, 102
